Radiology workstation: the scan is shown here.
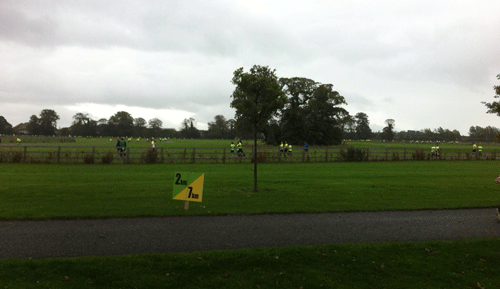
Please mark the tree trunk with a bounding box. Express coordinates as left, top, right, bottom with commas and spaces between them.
253, 127, 258, 192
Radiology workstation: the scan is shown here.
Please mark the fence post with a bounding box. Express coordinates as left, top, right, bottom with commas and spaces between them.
302, 149, 305, 163
385, 149, 388, 160
23, 146, 27, 162
325, 148, 328, 162
127, 147, 130, 163
366, 148, 370, 161
192, 148, 196, 163
223, 148, 226, 163
57, 146, 61, 164
403, 148, 406, 160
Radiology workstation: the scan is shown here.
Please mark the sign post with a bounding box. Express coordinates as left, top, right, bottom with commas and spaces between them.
172, 172, 204, 210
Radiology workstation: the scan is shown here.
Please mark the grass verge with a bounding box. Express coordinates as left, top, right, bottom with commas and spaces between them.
1, 161, 499, 219
1, 238, 499, 289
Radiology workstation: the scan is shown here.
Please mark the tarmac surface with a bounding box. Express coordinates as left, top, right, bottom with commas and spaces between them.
1, 208, 500, 259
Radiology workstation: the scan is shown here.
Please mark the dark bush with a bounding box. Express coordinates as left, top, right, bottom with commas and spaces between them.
338, 146, 368, 162
251, 152, 268, 163
84, 153, 95, 164
101, 151, 114, 164
412, 149, 425, 160
143, 149, 158, 164
12, 152, 22, 163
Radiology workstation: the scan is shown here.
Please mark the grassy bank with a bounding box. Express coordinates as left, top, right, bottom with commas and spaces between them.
1, 238, 499, 288
1, 161, 499, 220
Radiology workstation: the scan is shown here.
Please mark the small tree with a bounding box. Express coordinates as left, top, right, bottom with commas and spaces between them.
483, 74, 500, 115
230, 65, 287, 192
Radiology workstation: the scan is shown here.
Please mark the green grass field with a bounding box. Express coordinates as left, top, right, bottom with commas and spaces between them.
2, 158, 500, 288
1, 161, 499, 220
1, 238, 499, 289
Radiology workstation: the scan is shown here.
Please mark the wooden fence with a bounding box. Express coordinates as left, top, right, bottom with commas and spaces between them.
0, 145, 498, 164
0, 145, 497, 164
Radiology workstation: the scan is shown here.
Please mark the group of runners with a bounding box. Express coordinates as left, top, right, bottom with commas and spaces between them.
116, 137, 159, 157
229, 140, 310, 157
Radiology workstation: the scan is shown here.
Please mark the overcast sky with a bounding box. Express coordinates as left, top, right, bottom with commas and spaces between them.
1, 0, 499, 134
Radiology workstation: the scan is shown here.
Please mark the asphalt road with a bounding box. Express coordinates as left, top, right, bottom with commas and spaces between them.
1, 208, 500, 259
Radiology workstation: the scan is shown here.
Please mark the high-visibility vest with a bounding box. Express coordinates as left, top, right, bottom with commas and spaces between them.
237, 142, 242, 148
288, 145, 292, 152
280, 143, 283, 149
230, 143, 235, 150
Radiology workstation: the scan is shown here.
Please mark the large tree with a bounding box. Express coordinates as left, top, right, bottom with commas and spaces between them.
278, 77, 317, 145
483, 74, 500, 115
355, 112, 372, 140
148, 118, 163, 137
179, 118, 200, 139
0, 116, 13, 134
230, 65, 287, 192
27, 115, 41, 135
109, 111, 134, 137
207, 115, 229, 139
381, 119, 395, 140
303, 84, 348, 145
38, 109, 60, 135
134, 117, 147, 137
71, 113, 97, 137
275, 77, 348, 146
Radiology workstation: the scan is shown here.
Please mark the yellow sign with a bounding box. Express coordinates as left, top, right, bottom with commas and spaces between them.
172, 172, 204, 202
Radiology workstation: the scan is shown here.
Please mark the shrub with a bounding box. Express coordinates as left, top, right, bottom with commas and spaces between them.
252, 152, 268, 163
101, 151, 114, 164
0, 152, 7, 163
338, 146, 368, 162
487, 150, 497, 160
83, 153, 95, 164
412, 149, 425, 160
143, 149, 158, 164
11, 151, 22, 163
45, 152, 54, 164
28, 157, 42, 164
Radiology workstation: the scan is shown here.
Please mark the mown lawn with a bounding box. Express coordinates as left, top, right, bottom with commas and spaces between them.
1, 161, 499, 220
2, 161, 500, 288
1, 238, 499, 289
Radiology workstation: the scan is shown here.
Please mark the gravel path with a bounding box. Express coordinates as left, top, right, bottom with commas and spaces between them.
1, 208, 499, 259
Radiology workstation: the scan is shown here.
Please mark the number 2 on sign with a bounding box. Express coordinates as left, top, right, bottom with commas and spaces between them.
175, 173, 187, 185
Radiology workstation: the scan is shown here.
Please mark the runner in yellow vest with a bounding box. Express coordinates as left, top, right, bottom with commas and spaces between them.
279, 142, 284, 155
230, 142, 235, 154
237, 140, 245, 157
288, 144, 292, 156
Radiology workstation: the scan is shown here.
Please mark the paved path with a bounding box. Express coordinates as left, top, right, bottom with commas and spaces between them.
1, 209, 500, 259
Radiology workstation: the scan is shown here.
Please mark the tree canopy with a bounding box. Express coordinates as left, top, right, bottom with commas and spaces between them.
230, 65, 287, 192
483, 74, 500, 116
